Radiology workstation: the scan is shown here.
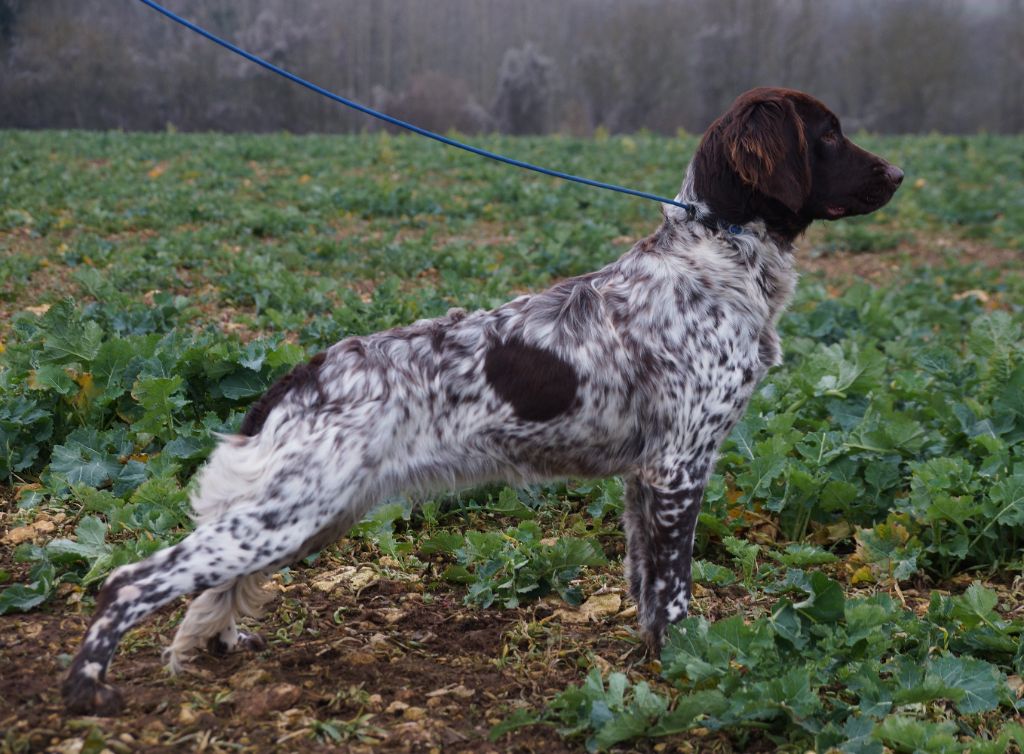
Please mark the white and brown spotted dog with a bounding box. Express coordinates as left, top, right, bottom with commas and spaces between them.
64, 87, 903, 714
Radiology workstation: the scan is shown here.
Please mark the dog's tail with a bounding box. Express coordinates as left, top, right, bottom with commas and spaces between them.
190, 351, 330, 525
187, 434, 271, 525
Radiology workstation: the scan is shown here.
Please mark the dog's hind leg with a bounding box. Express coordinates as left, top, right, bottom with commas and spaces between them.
62, 490, 370, 715
62, 427, 386, 715
61, 527, 231, 715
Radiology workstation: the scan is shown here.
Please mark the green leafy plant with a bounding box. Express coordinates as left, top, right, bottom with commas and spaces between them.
422, 520, 606, 608
497, 580, 1024, 752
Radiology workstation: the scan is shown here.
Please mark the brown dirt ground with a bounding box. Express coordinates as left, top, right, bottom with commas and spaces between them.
5, 540, 1014, 754
0, 537, 766, 754
798, 233, 1023, 286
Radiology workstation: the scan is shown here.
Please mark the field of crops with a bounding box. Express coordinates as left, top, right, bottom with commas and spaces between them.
1, 130, 1023, 753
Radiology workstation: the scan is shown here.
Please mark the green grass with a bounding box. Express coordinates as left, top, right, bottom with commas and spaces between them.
1, 130, 1023, 752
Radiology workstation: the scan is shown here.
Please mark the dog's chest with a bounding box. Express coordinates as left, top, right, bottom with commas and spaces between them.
633, 240, 796, 431
671, 252, 792, 362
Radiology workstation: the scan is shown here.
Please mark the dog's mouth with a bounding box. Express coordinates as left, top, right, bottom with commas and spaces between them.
821, 167, 903, 221
824, 187, 897, 219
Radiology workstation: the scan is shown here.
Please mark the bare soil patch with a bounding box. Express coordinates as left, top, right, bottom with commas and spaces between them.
0, 547, 641, 753
1, 526, 778, 753
798, 235, 1022, 286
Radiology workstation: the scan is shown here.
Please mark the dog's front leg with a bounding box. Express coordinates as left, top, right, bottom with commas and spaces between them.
623, 460, 706, 654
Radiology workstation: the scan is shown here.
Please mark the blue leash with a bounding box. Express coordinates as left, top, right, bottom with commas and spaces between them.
135, 0, 690, 212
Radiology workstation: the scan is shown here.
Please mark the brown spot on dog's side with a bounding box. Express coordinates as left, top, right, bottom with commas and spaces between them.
239, 351, 327, 436
484, 338, 578, 422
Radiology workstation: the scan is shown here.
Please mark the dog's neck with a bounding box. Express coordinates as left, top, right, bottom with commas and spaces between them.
650, 163, 798, 327
668, 162, 804, 248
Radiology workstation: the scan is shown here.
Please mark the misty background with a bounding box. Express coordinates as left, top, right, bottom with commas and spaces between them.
1, 0, 1021, 135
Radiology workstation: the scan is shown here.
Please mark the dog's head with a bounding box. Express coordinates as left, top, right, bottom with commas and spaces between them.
692, 87, 903, 239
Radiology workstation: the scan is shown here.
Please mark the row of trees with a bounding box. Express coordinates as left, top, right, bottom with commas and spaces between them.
1, 0, 1021, 134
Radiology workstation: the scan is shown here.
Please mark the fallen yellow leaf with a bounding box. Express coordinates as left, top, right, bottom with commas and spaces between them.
851, 565, 874, 585
553, 592, 622, 624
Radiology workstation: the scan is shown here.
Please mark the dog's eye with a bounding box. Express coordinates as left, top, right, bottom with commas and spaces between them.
821, 130, 839, 144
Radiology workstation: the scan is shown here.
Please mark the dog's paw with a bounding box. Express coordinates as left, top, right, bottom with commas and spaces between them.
162, 645, 187, 675
62, 674, 124, 716
639, 626, 665, 660
205, 629, 267, 657
205, 634, 230, 657
236, 630, 267, 652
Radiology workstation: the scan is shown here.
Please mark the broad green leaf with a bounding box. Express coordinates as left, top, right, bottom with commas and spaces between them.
131, 375, 186, 437
491, 487, 535, 519
950, 581, 999, 628
489, 708, 542, 742
30, 364, 76, 395
162, 435, 207, 460
774, 543, 839, 567
926, 654, 1002, 713
0, 394, 53, 477
46, 516, 111, 566
0, 582, 52, 614
267, 342, 305, 368
661, 618, 730, 682
589, 681, 668, 751
692, 559, 737, 586
846, 663, 893, 718
706, 614, 776, 664
38, 299, 104, 365
736, 455, 786, 501
769, 600, 808, 649
819, 479, 858, 512
544, 537, 607, 570
219, 369, 271, 399
845, 597, 896, 644
419, 532, 464, 556
0, 562, 55, 615
763, 666, 822, 723
648, 690, 729, 736
873, 716, 959, 754
983, 474, 1024, 526
891, 673, 964, 706
822, 715, 882, 754
854, 521, 921, 581
786, 571, 846, 624
442, 564, 473, 584
48, 437, 121, 488
91, 338, 136, 403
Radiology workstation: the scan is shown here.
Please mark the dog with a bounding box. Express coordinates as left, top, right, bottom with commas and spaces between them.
63, 87, 903, 714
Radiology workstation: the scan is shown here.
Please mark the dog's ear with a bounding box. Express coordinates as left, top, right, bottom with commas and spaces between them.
721, 97, 810, 213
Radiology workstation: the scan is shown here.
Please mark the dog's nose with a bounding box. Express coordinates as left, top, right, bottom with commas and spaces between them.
885, 165, 904, 187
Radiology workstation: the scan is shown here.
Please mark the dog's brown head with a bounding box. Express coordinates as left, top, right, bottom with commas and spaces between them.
692, 87, 903, 240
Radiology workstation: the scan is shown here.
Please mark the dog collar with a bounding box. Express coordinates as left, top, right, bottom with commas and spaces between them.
684, 205, 749, 237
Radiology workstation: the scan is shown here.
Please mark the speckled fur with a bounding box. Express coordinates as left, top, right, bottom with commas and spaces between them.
63, 88, 902, 715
